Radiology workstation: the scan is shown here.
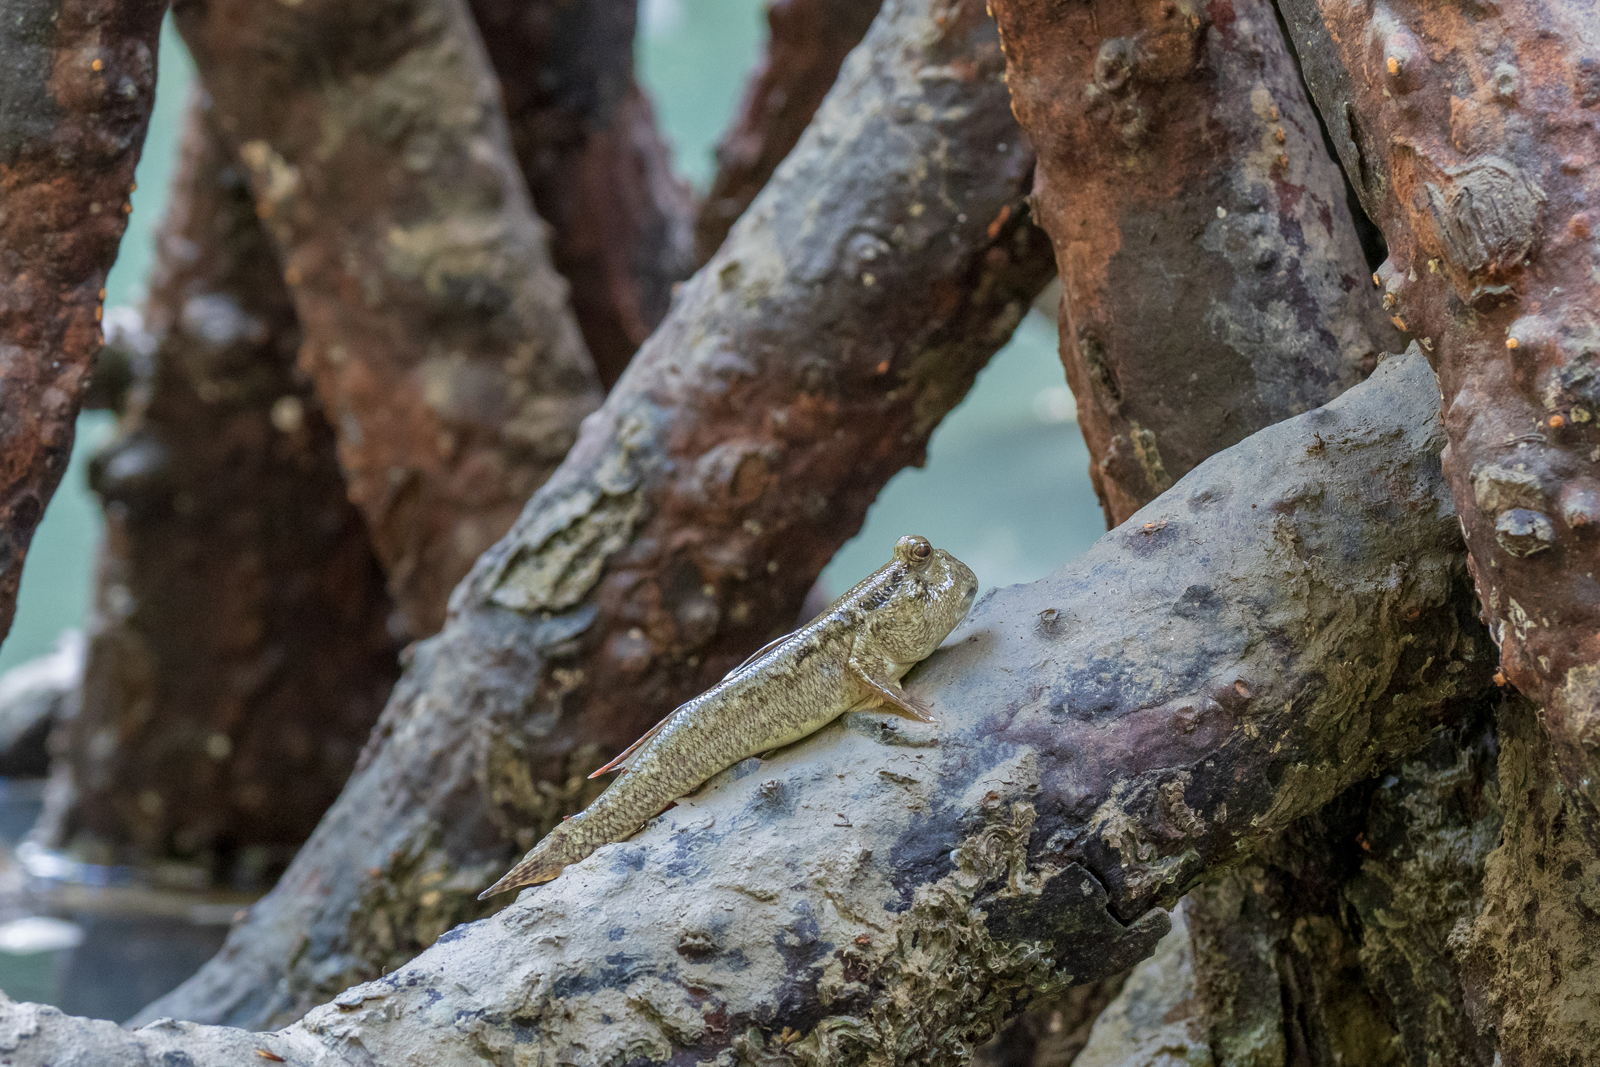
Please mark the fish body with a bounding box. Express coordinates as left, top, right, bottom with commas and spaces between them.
479, 534, 978, 897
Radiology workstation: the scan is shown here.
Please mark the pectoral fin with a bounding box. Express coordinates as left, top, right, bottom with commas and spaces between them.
847, 657, 937, 724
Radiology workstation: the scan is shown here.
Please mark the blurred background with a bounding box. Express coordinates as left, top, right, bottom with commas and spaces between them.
0, 0, 1105, 1016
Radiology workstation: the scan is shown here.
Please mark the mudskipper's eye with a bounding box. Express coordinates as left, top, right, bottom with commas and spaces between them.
895, 534, 934, 566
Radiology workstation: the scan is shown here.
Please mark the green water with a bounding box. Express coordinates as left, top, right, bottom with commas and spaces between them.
2, 2, 1103, 674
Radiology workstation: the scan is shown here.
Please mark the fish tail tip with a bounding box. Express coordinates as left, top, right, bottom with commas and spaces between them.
481, 851, 565, 899
477, 872, 520, 900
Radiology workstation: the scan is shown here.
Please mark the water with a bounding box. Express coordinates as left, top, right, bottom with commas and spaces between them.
0, 0, 1105, 1020
822, 310, 1104, 596
0, 781, 242, 1020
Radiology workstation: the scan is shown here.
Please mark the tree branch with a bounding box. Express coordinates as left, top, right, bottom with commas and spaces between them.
0, 0, 165, 644
26, 99, 401, 880
173, 0, 605, 636
693, 0, 883, 264
990, 0, 1398, 525
138, 0, 1054, 1028
12, 352, 1490, 1065
472, 0, 695, 386
1277, 0, 1600, 845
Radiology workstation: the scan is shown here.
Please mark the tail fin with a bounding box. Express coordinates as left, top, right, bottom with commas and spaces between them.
478, 840, 567, 899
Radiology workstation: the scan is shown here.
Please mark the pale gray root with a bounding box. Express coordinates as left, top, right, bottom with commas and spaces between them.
1, 354, 1496, 1064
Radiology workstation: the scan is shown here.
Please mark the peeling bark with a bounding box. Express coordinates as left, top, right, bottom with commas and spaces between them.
172, 0, 605, 637
138, 0, 1053, 1029
0, 0, 164, 645
472, 0, 695, 386
25, 101, 400, 883
693, 0, 883, 264
1277, 0, 1600, 844
990, 0, 1398, 525
15, 352, 1489, 1065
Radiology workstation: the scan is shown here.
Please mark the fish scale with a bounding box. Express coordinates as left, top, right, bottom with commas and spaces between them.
480, 535, 978, 897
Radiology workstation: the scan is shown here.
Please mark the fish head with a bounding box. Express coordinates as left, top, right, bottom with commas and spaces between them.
876, 535, 979, 659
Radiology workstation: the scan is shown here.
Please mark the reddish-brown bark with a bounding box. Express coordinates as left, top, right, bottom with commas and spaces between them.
139, 0, 1055, 1028
0, 0, 164, 645
172, 0, 605, 638
471, 0, 695, 387
987, 7, 1427, 1057
1278, 0, 1600, 840
693, 0, 883, 263
991, 0, 1398, 525
27, 102, 400, 881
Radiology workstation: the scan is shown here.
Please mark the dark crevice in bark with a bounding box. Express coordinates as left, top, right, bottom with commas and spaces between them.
1186, 700, 1501, 1067
1266, 0, 1388, 274
973, 974, 1129, 1067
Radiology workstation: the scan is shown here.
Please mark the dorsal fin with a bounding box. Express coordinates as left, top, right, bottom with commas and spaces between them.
723, 630, 797, 681
588, 714, 675, 778
589, 629, 802, 779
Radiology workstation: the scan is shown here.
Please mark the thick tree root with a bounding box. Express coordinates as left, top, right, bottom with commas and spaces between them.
472, 0, 695, 386
990, 0, 1398, 525
174, 0, 605, 635
2, 352, 1494, 1064
1279, 0, 1600, 848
